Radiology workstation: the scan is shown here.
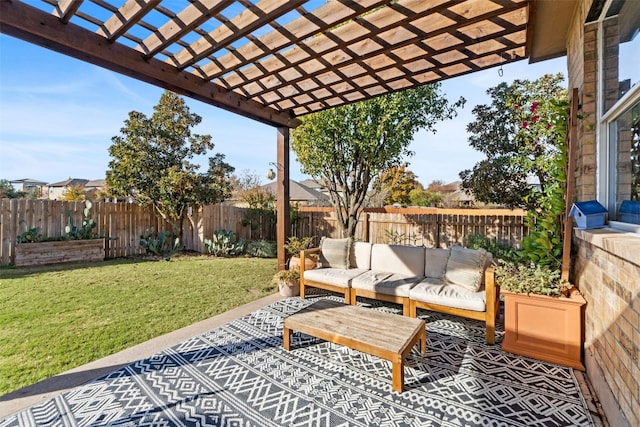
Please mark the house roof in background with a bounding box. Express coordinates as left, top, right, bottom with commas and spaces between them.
262, 180, 329, 201
447, 180, 474, 202
299, 179, 324, 191
0, 0, 552, 127
9, 178, 49, 185
48, 178, 90, 187
85, 179, 106, 188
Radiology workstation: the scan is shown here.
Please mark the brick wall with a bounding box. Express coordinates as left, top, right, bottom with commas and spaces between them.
566, 2, 638, 426
576, 21, 598, 201
574, 231, 640, 427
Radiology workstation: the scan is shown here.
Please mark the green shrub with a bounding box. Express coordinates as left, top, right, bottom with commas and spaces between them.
204, 229, 246, 257
271, 268, 300, 286
283, 236, 314, 258
64, 200, 98, 240
495, 262, 571, 297
246, 240, 277, 258
16, 227, 45, 243
465, 234, 519, 263
140, 228, 182, 259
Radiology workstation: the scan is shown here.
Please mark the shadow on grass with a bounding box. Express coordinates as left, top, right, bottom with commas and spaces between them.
0, 257, 162, 279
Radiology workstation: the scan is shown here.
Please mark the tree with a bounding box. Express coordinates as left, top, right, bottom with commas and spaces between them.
459, 73, 567, 210
408, 187, 441, 207
0, 179, 24, 198
371, 165, 422, 206
232, 170, 276, 238
63, 184, 86, 201
233, 170, 275, 210
292, 85, 464, 237
107, 91, 234, 240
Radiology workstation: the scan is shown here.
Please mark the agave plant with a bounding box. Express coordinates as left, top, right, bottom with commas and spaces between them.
204, 229, 246, 257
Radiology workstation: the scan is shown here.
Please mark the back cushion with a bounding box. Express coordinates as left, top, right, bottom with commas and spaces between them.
318, 237, 351, 269
370, 244, 426, 277
424, 248, 450, 279
444, 246, 487, 292
350, 241, 372, 269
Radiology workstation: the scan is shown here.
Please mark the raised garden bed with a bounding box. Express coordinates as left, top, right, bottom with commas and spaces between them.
14, 239, 105, 267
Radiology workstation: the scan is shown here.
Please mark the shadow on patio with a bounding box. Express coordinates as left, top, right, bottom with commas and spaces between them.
0, 292, 606, 426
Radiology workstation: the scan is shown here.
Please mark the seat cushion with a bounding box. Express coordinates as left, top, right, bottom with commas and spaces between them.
370, 244, 426, 277
410, 278, 486, 312
303, 267, 367, 288
318, 237, 351, 269
351, 270, 423, 297
444, 246, 487, 292
424, 248, 450, 279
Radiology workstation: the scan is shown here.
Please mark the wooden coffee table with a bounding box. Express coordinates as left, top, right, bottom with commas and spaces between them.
283, 299, 426, 393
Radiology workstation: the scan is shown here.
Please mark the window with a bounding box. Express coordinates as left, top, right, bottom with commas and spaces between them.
597, 1, 640, 231
607, 99, 640, 219
608, 0, 640, 101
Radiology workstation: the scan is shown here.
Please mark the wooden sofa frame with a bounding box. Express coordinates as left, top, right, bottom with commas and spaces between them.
408, 267, 500, 344
299, 248, 501, 344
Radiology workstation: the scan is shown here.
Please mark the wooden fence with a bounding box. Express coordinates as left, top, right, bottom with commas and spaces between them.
0, 199, 526, 265
294, 207, 527, 249
0, 199, 273, 265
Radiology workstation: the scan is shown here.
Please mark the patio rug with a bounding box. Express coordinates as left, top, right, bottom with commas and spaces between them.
2, 295, 595, 427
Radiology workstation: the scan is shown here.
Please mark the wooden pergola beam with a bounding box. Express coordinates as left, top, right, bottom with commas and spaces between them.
276, 127, 291, 272
0, 0, 299, 129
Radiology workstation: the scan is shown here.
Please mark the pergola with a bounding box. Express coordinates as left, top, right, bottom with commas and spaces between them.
0, 0, 574, 269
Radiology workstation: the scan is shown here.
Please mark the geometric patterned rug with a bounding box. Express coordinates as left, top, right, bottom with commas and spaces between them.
0, 294, 595, 427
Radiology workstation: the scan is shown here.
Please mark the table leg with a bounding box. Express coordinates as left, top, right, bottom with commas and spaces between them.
419, 331, 426, 355
283, 325, 292, 351
392, 358, 404, 393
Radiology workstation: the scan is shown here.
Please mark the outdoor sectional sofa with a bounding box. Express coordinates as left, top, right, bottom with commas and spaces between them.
299, 238, 500, 344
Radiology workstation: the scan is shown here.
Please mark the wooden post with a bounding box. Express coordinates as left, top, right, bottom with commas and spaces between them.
561, 88, 579, 282
276, 127, 291, 271
362, 212, 370, 242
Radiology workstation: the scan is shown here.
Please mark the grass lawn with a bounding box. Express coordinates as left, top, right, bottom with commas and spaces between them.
0, 255, 278, 396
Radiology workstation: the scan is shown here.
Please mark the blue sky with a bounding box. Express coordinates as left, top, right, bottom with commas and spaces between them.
0, 33, 567, 186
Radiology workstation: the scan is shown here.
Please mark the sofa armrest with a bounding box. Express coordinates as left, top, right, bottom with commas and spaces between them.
484, 266, 499, 300
300, 247, 321, 277
484, 266, 500, 344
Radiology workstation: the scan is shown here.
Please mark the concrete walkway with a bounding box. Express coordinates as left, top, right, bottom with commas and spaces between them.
0, 293, 285, 419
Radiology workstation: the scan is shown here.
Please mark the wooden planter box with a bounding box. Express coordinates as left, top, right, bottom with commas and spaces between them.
14, 239, 105, 267
502, 289, 586, 370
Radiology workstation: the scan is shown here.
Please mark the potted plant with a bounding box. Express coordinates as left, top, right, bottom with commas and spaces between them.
273, 268, 300, 297
284, 236, 316, 271
496, 262, 586, 370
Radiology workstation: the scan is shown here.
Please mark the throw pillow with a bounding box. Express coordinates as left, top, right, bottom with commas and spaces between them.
424, 248, 450, 279
444, 246, 487, 292
318, 237, 351, 269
